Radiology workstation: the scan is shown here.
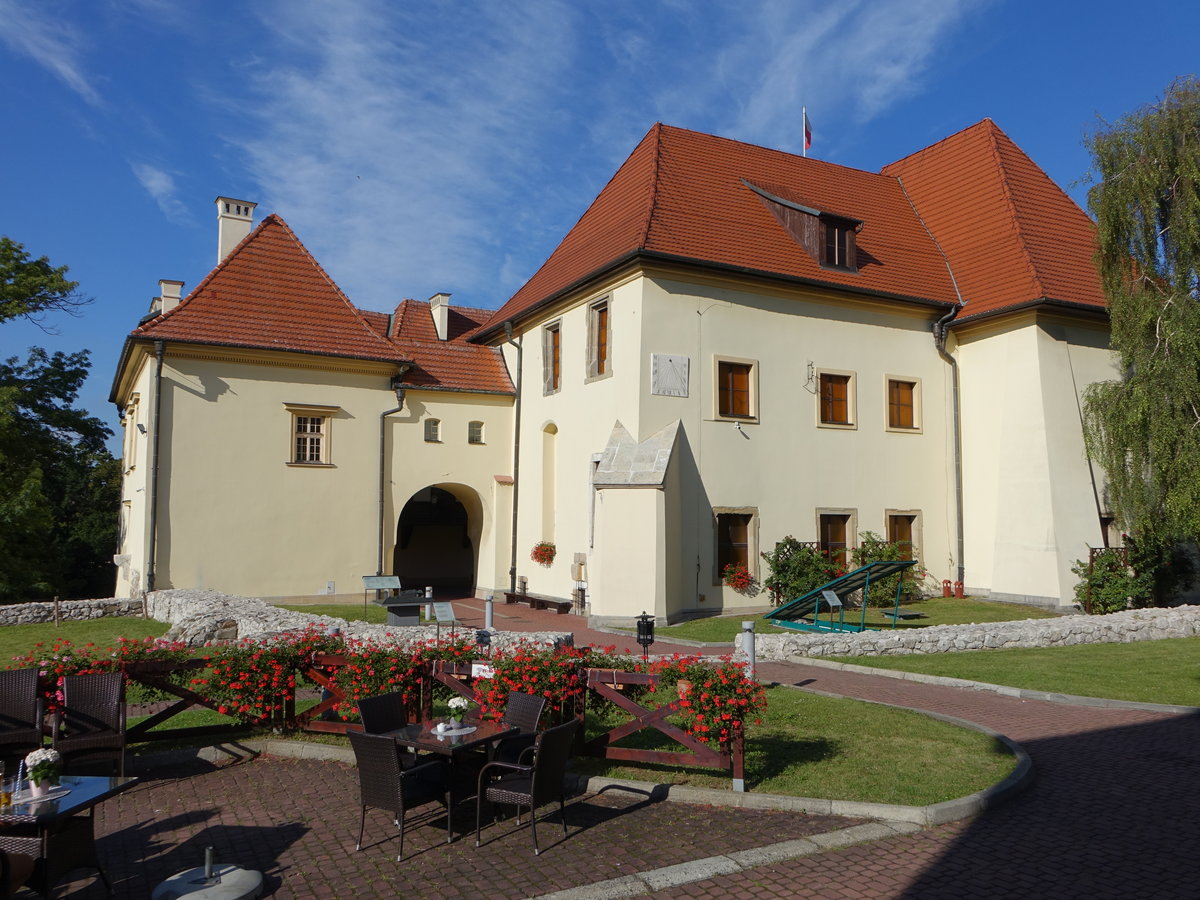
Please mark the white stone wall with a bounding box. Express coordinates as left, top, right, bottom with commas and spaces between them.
752, 605, 1200, 661
0, 598, 145, 627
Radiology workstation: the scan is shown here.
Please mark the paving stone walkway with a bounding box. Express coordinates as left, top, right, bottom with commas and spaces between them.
22, 604, 1200, 898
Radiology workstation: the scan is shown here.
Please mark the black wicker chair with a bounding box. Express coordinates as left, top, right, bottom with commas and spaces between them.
0, 669, 43, 771
357, 693, 437, 769
1, 845, 35, 900
492, 690, 547, 765
348, 730, 451, 860
53, 672, 126, 777
474, 719, 577, 855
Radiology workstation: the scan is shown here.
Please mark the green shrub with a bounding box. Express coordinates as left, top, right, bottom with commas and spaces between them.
760, 536, 842, 606
849, 531, 927, 608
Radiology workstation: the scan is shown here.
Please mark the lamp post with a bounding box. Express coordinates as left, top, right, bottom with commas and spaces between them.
636, 611, 655, 662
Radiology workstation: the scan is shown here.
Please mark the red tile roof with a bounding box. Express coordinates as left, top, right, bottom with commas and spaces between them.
128, 216, 512, 394
476, 121, 1105, 339
882, 119, 1106, 320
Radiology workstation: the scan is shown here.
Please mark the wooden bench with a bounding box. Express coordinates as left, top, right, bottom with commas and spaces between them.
504, 591, 573, 614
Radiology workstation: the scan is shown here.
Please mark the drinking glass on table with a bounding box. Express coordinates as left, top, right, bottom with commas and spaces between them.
0, 763, 10, 807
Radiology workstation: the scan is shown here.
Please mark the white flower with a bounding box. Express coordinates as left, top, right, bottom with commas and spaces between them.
25, 748, 60, 768
448, 697, 470, 712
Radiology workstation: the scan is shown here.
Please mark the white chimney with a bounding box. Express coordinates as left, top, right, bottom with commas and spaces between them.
429, 292, 452, 341
158, 280, 185, 314
215, 196, 257, 263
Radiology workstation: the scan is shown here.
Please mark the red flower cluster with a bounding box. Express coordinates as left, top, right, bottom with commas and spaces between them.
722, 563, 756, 593
651, 654, 767, 747
530, 541, 556, 566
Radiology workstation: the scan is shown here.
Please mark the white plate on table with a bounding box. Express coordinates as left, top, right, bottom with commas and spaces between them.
12, 785, 71, 803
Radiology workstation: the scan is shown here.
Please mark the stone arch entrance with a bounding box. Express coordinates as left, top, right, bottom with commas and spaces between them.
393, 485, 479, 594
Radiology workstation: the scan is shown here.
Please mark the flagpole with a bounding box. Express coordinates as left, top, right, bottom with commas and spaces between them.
802, 106, 807, 158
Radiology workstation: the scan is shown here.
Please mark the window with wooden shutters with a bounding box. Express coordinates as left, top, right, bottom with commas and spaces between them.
818, 512, 852, 568
587, 298, 611, 380
714, 509, 756, 583
887, 378, 918, 430
886, 512, 919, 560
715, 357, 756, 420
468, 421, 484, 444
821, 217, 856, 270
818, 372, 854, 426
424, 418, 441, 442
543, 321, 562, 395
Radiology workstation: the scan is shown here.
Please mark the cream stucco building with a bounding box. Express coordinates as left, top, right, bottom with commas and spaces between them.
111, 120, 1115, 619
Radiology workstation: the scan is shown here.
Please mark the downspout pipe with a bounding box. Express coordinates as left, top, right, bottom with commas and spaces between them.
146, 341, 165, 593
933, 304, 966, 585
505, 322, 523, 593
377, 365, 412, 575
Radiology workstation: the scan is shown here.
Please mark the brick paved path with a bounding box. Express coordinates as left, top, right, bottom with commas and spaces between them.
653, 661, 1200, 899
28, 605, 1200, 899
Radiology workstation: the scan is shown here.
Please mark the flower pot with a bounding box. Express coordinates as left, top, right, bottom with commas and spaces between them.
29, 781, 49, 798
448, 717, 462, 729
676, 679, 691, 700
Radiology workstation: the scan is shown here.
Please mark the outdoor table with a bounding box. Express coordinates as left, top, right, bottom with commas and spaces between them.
382, 719, 519, 841
0, 774, 137, 897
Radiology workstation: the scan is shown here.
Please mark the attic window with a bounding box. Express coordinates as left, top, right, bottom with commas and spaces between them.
822, 218, 856, 270
742, 179, 861, 273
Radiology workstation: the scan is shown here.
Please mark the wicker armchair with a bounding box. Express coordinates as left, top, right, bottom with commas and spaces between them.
0, 669, 43, 770
348, 731, 451, 860
1, 845, 35, 900
474, 719, 577, 855
492, 690, 546, 765
53, 672, 126, 777
357, 693, 437, 769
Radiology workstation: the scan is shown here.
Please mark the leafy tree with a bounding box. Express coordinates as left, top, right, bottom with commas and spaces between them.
1081, 78, 1200, 603
0, 236, 89, 327
0, 240, 117, 600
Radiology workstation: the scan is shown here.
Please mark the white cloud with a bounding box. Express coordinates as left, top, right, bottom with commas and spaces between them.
0, 0, 102, 106
130, 162, 191, 223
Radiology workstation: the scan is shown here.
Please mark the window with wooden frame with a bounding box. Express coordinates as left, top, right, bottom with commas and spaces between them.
285, 403, 338, 466
887, 378, 919, 431
543, 321, 562, 394
586, 298, 611, 380
886, 511, 920, 561
715, 357, 756, 420
468, 421, 484, 444
818, 371, 855, 427
424, 418, 441, 443
714, 509, 756, 582
821, 217, 857, 270
818, 511, 855, 568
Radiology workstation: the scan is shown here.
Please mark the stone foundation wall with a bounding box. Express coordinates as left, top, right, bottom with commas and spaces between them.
0, 598, 145, 627
752, 605, 1200, 661
145, 589, 574, 651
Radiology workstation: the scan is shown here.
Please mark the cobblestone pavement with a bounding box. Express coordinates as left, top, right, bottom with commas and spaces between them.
24, 606, 1200, 899
650, 661, 1200, 899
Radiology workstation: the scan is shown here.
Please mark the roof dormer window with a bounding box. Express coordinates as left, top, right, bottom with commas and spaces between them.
822, 217, 856, 271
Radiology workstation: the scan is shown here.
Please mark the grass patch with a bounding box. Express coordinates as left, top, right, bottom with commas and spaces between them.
0, 615, 170, 665
571, 685, 1014, 805
827, 637, 1200, 707
276, 603, 390, 624
636, 597, 1058, 644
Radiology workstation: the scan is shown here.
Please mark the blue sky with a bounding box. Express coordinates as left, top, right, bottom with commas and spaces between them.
2, 0, 1198, 452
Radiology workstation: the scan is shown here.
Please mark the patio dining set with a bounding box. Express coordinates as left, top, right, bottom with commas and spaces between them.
0, 669, 134, 899
350, 688, 578, 859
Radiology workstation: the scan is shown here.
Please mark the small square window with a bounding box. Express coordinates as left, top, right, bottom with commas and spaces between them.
468, 421, 484, 444
818, 371, 855, 426
715, 358, 756, 420
887, 378, 919, 430
285, 403, 338, 466
424, 418, 441, 442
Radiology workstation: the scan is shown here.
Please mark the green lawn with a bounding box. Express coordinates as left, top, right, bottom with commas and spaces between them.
827, 637, 1200, 706
571, 685, 1016, 805
276, 603, 390, 624
637, 596, 1058, 643
0, 616, 169, 666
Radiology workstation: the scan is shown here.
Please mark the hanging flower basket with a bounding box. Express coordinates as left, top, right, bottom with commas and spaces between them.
531, 542, 556, 567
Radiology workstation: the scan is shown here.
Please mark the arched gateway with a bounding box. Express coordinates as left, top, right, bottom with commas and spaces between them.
392, 485, 481, 594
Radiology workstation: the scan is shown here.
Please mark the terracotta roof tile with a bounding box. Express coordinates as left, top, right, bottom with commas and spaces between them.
477, 124, 961, 338
128, 217, 513, 395
882, 119, 1105, 319
477, 121, 1105, 339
